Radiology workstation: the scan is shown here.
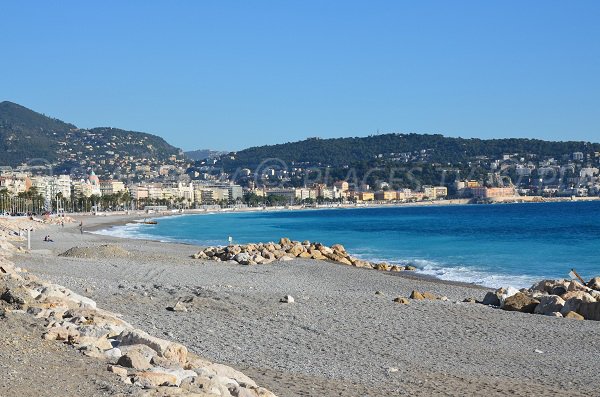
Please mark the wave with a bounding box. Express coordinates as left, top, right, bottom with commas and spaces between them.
352, 254, 539, 289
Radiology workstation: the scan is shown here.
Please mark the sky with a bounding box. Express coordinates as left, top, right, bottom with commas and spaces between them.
1, 1, 599, 151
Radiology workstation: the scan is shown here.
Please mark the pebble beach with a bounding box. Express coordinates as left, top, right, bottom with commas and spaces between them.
3, 213, 600, 396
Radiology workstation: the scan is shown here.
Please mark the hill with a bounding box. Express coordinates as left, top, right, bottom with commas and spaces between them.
0, 101, 181, 171
185, 149, 227, 161
219, 133, 600, 171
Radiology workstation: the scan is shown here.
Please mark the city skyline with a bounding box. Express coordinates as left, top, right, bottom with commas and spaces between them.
2, 1, 600, 151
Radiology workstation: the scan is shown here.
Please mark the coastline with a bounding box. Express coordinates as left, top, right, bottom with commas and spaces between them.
81, 198, 599, 289
8, 214, 600, 396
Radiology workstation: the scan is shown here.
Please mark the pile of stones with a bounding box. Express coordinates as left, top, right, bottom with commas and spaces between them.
480, 277, 600, 321
0, 243, 276, 396
192, 238, 417, 273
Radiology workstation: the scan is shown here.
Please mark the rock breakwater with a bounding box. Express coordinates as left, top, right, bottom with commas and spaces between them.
1, 238, 276, 396
480, 277, 600, 321
192, 238, 417, 273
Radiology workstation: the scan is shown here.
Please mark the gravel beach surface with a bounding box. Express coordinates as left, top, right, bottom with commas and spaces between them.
11, 214, 600, 396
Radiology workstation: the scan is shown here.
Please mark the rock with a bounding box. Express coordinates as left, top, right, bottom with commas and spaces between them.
133, 371, 179, 388
546, 312, 563, 317
421, 292, 437, 300
532, 279, 567, 294
409, 290, 424, 300
150, 355, 181, 369
502, 293, 539, 313
561, 291, 595, 303
43, 325, 80, 341
331, 244, 346, 253
117, 350, 151, 369
564, 311, 585, 320
587, 277, 600, 291
298, 251, 312, 259
107, 364, 129, 377
499, 286, 520, 307
533, 295, 565, 315
462, 297, 477, 303
278, 256, 294, 262
481, 290, 502, 306
567, 281, 590, 293
104, 347, 122, 360
167, 301, 188, 312
374, 263, 391, 271
375, 291, 383, 295
577, 301, 600, 321
116, 329, 188, 364
352, 259, 372, 269
204, 363, 257, 388
287, 244, 304, 257
390, 265, 402, 272
234, 253, 252, 265
279, 237, 291, 245
404, 265, 416, 271
280, 295, 294, 304
393, 297, 410, 304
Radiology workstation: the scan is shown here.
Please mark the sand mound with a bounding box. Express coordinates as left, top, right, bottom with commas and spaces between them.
59, 244, 131, 259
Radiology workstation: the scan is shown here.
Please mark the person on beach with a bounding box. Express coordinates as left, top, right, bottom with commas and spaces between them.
79, 221, 84, 234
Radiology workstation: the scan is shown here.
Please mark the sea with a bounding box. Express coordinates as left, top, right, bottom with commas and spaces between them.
96, 201, 600, 289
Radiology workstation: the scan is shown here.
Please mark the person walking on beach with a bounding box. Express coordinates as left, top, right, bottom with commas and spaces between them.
79, 221, 84, 234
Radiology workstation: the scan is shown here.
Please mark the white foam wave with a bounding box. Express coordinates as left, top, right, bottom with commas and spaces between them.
353, 253, 539, 289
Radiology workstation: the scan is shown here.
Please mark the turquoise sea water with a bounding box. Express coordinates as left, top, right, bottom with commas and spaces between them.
98, 202, 600, 288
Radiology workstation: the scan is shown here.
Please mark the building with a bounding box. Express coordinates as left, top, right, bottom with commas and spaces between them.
355, 191, 374, 202
333, 181, 349, 192
374, 191, 397, 201
471, 187, 517, 199
100, 180, 126, 196
265, 188, 296, 203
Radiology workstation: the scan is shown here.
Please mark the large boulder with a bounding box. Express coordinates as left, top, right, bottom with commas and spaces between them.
577, 301, 600, 321
531, 279, 570, 295
534, 295, 565, 315
116, 329, 188, 364
482, 289, 503, 306
287, 244, 304, 257
234, 253, 252, 265
587, 277, 600, 291
502, 293, 539, 313
117, 351, 151, 370
561, 291, 595, 303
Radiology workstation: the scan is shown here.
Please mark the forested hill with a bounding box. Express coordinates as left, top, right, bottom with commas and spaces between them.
219, 133, 600, 170
0, 101, 180, 168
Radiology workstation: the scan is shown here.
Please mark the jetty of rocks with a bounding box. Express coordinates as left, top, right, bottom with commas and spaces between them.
192, 238, 417, 273
479, 277, 600, 321
0, 235, 276, 396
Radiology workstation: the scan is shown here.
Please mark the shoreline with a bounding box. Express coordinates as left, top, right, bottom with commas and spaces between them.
69, 212, 495, 291
9, 214, 600, 396
82, 212, 494, 291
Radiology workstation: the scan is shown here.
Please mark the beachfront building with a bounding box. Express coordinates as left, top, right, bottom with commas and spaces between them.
422, 186, 448, 200
334, 181, 349, 192
354, 191, 374, 202
266, 188, 296, 204
129, 184, 149, 201
471, 187, 517, 199
100, 180, 126, 196
30, 175, 72, 201
374, 191, 397, 201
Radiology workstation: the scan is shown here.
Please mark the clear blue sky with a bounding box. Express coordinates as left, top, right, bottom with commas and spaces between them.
2, 1, 599, 151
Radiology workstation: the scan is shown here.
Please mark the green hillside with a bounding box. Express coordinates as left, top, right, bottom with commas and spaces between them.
0, 101, 180, 168
220, 133, 600, 171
